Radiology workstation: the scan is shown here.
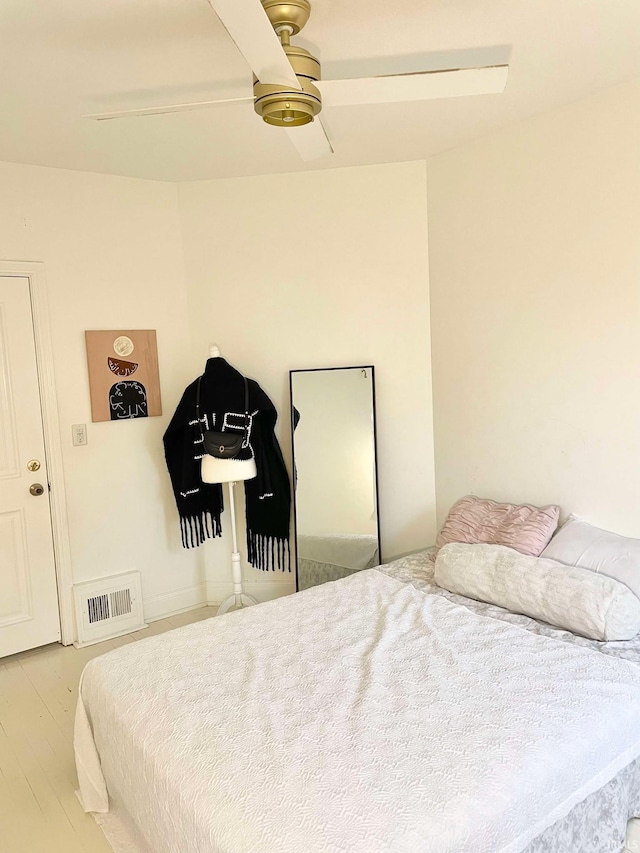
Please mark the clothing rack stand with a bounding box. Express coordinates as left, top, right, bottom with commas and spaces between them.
217, 480, 258, 615
208, 344, 258, 616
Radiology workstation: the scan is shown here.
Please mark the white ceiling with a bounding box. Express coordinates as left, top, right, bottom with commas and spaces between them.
1, 0, 639, 182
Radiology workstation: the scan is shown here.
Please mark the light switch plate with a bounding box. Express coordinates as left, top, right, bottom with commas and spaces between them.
72, 424, 87, 446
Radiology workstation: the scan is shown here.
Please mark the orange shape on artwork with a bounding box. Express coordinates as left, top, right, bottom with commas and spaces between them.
107, 357, 139, 377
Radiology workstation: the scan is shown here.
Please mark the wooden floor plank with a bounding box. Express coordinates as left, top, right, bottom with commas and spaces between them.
130, 617, 175, 639
166, 605, 217, 628
1, 658, 111, 850
0, 690, 86, 853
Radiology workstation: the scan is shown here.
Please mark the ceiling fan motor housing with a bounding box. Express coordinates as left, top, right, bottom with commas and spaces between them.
261, 0, 311, 35
254, 42, 322, 126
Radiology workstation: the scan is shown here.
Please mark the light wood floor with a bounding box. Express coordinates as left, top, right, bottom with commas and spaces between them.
0, 606, 218, 853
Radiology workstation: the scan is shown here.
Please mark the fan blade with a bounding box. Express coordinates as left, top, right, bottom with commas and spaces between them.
318, 65, 508, 107
206, 0, 301, 91
85, 97, 253, 121
285, 117, 334, 161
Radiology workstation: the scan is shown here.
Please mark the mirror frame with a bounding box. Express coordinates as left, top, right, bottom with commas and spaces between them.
289, 365, 382, 592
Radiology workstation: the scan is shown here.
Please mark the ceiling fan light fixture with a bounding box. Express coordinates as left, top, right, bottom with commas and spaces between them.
258, 95, 316, 126
254, 42, 322, 127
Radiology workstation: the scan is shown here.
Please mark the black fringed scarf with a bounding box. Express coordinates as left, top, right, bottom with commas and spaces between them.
163, 358, 291, 571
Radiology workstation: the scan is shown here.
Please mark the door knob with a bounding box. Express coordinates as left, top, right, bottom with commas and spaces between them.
29, 483, 45, 497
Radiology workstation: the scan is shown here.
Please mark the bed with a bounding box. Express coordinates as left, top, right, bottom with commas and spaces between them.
75, 550, 640, 853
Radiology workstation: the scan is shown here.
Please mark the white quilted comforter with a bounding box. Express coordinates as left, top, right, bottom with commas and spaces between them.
75, 568, 640, 853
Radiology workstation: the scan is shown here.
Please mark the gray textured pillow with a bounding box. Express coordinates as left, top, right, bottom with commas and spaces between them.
542, 515, 640, 600
435, 543, 640, 641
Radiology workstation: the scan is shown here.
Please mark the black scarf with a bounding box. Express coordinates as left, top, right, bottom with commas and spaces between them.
163, 358, 290, 571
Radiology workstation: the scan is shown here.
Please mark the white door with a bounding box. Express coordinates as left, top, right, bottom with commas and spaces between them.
0, 275, 60, 657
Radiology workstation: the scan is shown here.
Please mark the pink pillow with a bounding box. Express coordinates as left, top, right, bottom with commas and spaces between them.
433, 495, 560, 560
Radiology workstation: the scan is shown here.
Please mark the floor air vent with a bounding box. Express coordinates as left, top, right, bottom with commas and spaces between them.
73, 571, 146, 647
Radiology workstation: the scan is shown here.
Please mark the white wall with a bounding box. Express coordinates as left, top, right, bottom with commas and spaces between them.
0, 161, 204, 621
178, 160, 437, 594
428, 79, 640, 534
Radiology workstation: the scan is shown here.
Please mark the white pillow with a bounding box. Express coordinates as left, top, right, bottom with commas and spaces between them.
435, 543, 640, 641
542, 515, 640, 600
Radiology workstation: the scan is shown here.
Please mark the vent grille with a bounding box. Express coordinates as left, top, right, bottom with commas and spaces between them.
86, 588, 133, 624
73, 571, 145, 647
87, 593, 110, 624
110, 587, 132, 618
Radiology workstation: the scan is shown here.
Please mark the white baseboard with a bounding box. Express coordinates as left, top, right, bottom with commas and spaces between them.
206, 580, 295, 606
143, 579, 295, 622
143, 584, 208, 623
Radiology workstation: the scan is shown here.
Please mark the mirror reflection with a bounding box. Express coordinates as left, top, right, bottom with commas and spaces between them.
290, 366, 381, 591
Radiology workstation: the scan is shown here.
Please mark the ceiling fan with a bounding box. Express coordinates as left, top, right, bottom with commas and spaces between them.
86, 0, 509, 162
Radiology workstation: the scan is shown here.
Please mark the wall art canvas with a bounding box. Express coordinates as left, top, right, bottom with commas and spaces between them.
85, 330, 162, 422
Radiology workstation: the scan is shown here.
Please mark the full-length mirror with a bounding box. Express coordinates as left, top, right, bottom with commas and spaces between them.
290, 366, 381, 591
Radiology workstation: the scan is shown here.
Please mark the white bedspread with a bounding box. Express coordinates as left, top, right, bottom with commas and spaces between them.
75, 568, 640, 853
